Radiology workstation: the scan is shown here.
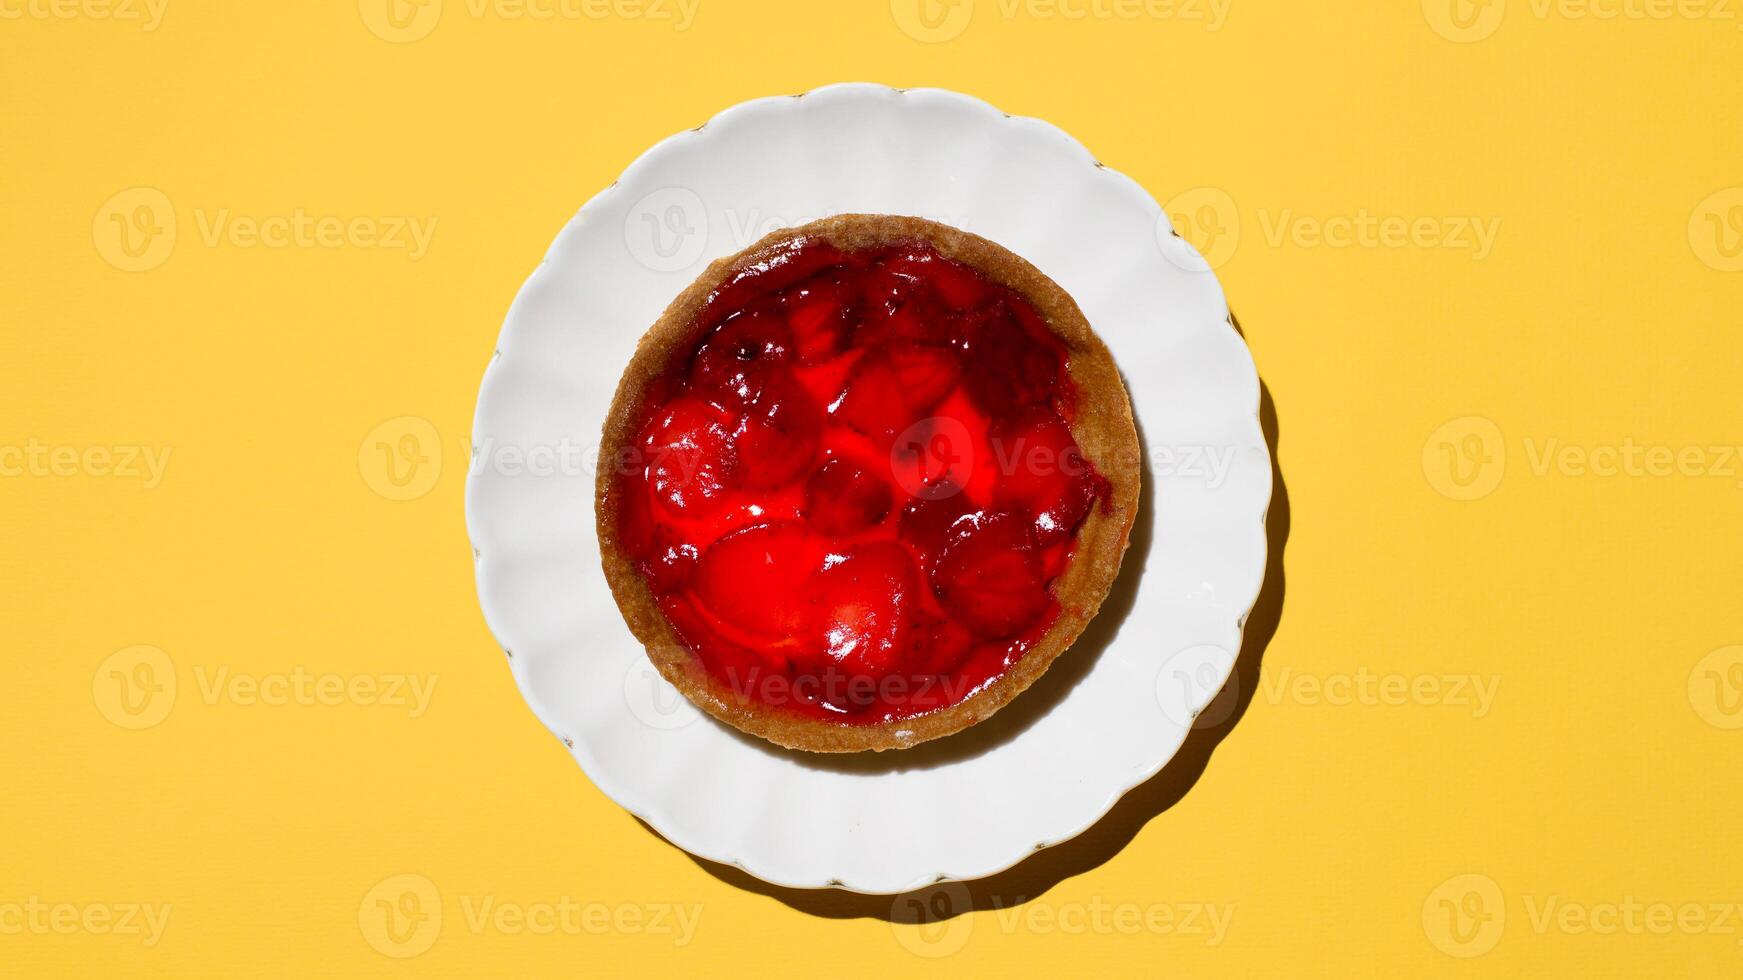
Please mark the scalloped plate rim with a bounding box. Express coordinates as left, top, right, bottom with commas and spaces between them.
464, 82, 1270, 895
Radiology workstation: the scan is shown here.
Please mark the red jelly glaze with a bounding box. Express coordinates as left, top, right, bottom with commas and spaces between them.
615, 237, 1113, 723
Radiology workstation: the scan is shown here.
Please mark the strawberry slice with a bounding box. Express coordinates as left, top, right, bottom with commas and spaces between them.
690, 309, 794, 412
800, 542, 922, 680
784, 275, 859, 364
877, 342, 963, 407
853, 244, 991, 349
930, 510, 1051, 638
855, 291, 956, 349
896, 487, 974, 563
696, 238, 858, 330
881, 242, 991, 311
730, 370, 822, 490
851, 252, 954, 349
885, 294, 951, 345
830, 342, 961, 446
658, 592, 788, 674
642, 537, 699, 595
803, 458, 893, 536
903, 612, 976, 676
695, 522, 824, 641
640, 394, 735, 518
860, 257, 925, 314
957, 301, 1061, 418
989, 405, 1097, 544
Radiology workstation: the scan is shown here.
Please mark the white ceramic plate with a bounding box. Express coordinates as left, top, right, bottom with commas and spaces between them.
465, 84, 1270, 894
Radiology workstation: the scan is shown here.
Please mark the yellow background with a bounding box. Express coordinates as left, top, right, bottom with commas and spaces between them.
4, 0, 1741, 975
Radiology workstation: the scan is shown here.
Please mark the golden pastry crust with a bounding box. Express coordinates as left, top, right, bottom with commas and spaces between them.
596, 214, 1142, 753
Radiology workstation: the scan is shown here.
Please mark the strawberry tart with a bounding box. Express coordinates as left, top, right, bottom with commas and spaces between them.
597, 214, 1141, 752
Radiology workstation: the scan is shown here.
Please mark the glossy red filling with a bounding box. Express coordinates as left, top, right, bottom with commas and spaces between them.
614, 236, 1111, 723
